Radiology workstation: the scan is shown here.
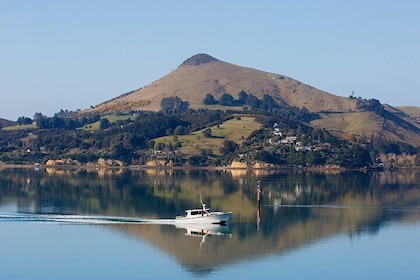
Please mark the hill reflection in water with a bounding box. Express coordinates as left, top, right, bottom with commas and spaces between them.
0, 168, 419, 273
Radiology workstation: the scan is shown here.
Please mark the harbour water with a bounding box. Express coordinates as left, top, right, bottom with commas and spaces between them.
0, 168, 419, 279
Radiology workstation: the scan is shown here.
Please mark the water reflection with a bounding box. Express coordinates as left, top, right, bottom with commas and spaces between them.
175, 223, 232, 238
1, 168, 420, 274
175, 224, 232, 260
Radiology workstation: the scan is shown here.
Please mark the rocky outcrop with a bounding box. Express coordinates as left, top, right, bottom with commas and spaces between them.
230, 161, 248, 169
45, 159, 81, 166
97, 158, 124, 167
146, 160, 173, 167
378, 153, 418, 167
252, 162, 275, 169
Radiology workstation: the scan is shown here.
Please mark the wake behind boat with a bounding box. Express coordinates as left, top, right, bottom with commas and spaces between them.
175, 202, 231, 225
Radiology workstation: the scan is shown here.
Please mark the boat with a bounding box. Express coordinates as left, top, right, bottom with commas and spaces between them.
175, 201, 231, 224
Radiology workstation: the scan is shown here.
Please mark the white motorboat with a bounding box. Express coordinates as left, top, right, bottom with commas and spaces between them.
175, 202, 231, 224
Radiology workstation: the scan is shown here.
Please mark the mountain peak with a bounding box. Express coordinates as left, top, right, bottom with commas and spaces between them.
180, 53, 219, 67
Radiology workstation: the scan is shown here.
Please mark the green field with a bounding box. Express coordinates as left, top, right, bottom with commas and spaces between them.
154, 116, 261, 156
3, 124, 36, 131
81, 114, 134, 130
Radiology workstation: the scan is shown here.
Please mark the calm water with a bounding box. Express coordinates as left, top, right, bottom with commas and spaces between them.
0, 168, 419, 279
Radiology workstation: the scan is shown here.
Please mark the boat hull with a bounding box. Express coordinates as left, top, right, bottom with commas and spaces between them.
175, 212, 231, 224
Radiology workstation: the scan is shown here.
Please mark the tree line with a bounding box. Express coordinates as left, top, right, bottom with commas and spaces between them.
0, 96, 417, 167
203, 91, 313, 122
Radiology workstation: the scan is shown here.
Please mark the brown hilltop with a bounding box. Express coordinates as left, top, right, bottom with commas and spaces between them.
179, 53, 220, 66
89, 54, 420, 148
94, 53, 357, 114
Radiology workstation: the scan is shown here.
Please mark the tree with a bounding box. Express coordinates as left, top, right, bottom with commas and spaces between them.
155, 142, 165, 150
306, 151, 324, 165
188, 154, 208, 166
174, 125, 185, 136
246, 94, 262, 108
111, 143, 131, 162
33, 112, 43, 120
260, 94, 277, 110
148, 140, 155, 149
64, 119, 79, 130
219, 93, 234, 106
238, 91, 249, 105
99, 118, 110, 130
202, 128, 212, 137
203, 93, 217, 105
16, 117, 32, 125
51, 117, 65, 129
220, 139, 238, 154
166, 128, 173, 135
35, 117, 48, 129
161, 96, 189, 115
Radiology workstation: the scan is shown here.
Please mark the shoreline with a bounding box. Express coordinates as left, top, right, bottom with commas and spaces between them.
1, 162, 419, 172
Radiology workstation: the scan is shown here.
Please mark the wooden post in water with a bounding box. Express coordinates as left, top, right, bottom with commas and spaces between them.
257, 180, 261, 231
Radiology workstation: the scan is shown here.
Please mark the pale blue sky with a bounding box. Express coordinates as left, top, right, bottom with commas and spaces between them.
1, 0, 419, 120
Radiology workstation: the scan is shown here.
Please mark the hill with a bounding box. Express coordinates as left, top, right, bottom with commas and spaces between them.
88, 54, 420, 148
397, 106, 420, 123
1, 54, 418, 168
0, 118, 14, 128
92, 53, 357, 114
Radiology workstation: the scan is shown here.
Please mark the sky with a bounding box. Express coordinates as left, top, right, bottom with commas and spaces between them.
1, 0, 419, 121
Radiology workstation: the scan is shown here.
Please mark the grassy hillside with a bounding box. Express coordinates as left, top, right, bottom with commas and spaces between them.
81, 114, 134, 130
89, 54, 357, 114
3, 124, 36, 131
154, 116, 261, 156
397, 106, 420, 123
311, 112, 384, 137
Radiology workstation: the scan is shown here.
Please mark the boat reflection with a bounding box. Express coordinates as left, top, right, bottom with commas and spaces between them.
176, 223, 232, 238
175, 223, 232, 254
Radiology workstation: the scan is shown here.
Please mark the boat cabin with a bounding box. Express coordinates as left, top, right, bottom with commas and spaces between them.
185, 208, 214, 217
